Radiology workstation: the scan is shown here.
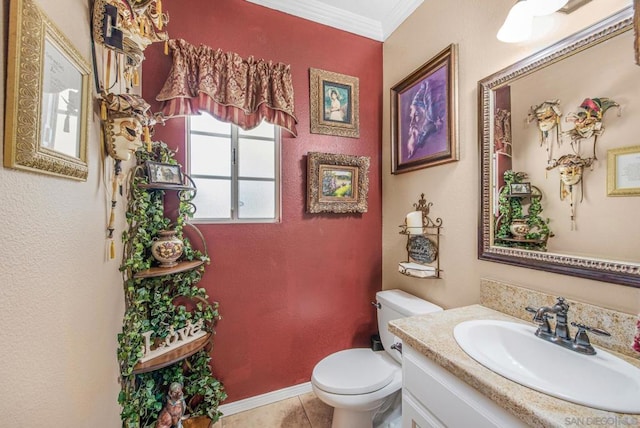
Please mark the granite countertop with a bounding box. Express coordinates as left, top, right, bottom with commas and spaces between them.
389, 304, 640, 428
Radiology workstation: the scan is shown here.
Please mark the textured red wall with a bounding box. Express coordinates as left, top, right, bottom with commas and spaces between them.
143, 0, 383, 403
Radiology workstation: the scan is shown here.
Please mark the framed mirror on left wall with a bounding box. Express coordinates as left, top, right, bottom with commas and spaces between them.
4, 0, 91, 181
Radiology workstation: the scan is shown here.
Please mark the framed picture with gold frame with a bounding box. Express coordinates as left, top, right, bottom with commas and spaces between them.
306, 152, 369, 213
607, 145, 640, 196
309, 68, 359, 138
4, 0, 91, 180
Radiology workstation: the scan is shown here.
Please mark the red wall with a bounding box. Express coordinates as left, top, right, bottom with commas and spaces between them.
143, 0, 383, 403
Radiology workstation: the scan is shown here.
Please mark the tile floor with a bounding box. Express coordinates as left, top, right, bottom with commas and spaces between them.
211, 392, 333, 428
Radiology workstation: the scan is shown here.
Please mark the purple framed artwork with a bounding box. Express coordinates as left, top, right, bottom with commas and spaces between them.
391, 44, 458, 174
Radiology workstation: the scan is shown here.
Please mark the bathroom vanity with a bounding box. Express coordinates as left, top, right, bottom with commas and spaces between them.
389, 282, 640, 428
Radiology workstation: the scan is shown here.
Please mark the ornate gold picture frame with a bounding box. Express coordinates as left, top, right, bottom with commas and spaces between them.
309, 68, 359, 138
4, 0, 91, 180
306, 152, 369, 213
607, 145, 640, 196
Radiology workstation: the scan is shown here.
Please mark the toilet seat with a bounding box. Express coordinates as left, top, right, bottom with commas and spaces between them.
312, 349, 398, 395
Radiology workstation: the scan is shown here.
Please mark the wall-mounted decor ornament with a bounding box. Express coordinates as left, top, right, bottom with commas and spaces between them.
92, 0, 169, 89
494, 107, 512, 156
527, 100, 562, 163
397, 193, 443, 278
546, 154, 594, 230
565, 97, 620, 159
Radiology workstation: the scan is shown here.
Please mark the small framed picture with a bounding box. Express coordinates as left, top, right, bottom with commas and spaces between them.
307, 152, 370, 213
146, 161, 183, 185
309, 68, 359, 138
510, 182, 531, 195
607, 145, 640, 196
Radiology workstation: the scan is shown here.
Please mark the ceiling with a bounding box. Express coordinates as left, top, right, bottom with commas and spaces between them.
245, 0, 424, 42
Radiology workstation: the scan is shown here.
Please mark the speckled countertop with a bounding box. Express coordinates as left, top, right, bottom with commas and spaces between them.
389, 305, 640, 428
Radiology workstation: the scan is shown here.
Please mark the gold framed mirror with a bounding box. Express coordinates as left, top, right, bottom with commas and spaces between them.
478, 6, 640, 288
4, 0, 91, 181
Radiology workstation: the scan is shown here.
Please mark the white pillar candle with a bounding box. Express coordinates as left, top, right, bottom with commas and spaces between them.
406, 211, 423, 234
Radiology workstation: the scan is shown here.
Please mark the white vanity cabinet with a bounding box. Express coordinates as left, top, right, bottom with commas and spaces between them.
402, 345, 527, 428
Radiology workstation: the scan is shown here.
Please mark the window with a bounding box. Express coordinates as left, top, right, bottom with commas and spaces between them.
188, 113, 280, 222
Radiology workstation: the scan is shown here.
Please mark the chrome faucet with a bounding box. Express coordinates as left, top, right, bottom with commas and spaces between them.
525, 297, 610, 355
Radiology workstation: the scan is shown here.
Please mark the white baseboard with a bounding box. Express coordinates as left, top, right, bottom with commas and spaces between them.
218, 382, 313, 417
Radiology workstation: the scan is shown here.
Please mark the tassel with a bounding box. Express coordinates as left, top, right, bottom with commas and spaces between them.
164, 40, 169, 56
105, 50, 112, 90
133, 68, 139, 86
144, 126, 152, 152
157, 0, 163, 30
110, 240, 116, 259
100, 100, 107, 121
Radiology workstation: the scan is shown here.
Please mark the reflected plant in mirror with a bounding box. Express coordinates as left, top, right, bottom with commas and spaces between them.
478, 7, 640, 287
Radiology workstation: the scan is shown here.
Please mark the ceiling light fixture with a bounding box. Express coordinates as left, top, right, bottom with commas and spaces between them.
497, 0, 534, 43
497, 0, 569, 43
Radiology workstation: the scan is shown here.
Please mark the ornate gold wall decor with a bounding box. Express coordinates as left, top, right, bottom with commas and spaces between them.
306, 152, 369, 213
309, 68, 360, 138
4, 0, 91, 180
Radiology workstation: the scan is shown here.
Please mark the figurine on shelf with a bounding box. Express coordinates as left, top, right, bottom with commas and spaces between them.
156, 382, 186, 428
527, 100, 562, 163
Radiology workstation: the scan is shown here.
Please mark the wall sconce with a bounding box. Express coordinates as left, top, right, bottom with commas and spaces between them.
497, 0, 568, 43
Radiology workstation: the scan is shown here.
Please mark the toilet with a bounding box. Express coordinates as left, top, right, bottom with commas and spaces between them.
311, 289, 443, 428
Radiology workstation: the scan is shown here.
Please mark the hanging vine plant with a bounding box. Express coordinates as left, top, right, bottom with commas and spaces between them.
495, 170, 552, 251
118, 142, 226, 428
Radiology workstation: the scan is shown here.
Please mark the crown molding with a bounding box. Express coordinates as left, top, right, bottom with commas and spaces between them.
381, 0, 423, 40
247, 0, 423, 41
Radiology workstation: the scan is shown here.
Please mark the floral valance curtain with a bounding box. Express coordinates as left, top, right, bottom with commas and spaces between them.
156, 39, 298, 136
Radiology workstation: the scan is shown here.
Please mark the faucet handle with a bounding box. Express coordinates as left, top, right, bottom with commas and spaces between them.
570, 322, 611, 337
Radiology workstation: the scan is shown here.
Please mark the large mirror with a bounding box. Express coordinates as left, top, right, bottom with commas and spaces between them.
4, 0, 91, 180
479, 6, 640, 288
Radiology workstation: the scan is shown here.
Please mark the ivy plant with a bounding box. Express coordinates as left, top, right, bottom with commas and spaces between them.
496, 170, 552, 251
117, 142, 226, 427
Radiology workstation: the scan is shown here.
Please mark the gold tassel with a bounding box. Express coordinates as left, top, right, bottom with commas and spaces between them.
100, 100, 107, 121
110, 240, 116, 259
144, 126, 152, 152
105, 50, 112, 90
157, 0, 163, 30
133, 68, 140, 86
164, 40, 169, 55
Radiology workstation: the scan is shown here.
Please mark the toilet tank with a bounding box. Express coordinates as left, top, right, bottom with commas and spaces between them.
376, 289, 443, 363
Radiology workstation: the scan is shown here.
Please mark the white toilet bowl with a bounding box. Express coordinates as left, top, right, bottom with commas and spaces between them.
311, 290, 443, 428
311, 349, 401, 428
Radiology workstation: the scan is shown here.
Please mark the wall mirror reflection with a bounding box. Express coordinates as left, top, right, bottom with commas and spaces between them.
478, 6, 640, 287
4, 0, 91, 180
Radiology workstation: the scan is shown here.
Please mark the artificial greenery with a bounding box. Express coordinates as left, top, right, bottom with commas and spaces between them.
118, 142, 226, 428
496, 170, 552, 251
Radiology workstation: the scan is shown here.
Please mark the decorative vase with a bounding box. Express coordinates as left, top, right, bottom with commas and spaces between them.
182, 416, 213, 428
509, 218, 530, 239
151, 230, 184, 267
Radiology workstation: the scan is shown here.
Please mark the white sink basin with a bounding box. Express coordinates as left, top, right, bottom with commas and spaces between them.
453, 319, 640, 414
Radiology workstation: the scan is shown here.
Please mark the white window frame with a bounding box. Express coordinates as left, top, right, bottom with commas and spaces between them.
187, 117, 281, 224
